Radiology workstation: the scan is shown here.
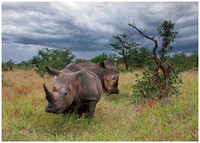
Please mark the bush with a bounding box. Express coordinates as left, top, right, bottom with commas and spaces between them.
131, 67, 183, 104
2, 63, 9, 71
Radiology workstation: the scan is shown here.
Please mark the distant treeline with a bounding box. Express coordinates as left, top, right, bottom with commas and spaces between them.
2, 47, 198, 75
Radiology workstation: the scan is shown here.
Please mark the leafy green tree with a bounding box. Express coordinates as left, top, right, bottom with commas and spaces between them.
90, 52, 118, 64
128, 46, 153, 69
157, 20, 179, 63
167, 51, 198, 72
189, 51, 198, 68
16, 60, 34, 70
167, 52, 187, 72
74, 58, 88, 64
110, 33, 140, 71
2, 60, 15, 71
29, 47, 75, 77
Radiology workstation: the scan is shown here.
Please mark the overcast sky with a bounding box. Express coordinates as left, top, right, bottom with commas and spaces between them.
2, 2, 198, 63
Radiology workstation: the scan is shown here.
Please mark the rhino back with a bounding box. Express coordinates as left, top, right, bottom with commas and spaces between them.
63, 63, 84, 73
75, 69, 102, 102
78, 62, 101, 79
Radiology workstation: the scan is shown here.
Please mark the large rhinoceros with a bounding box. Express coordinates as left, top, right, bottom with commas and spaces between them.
78, 60, 119, 95
43, 63, 102, 118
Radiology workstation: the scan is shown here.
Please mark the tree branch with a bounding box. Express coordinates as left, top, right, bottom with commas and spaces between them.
129, 23, 160, 66
129, 23, 155, 40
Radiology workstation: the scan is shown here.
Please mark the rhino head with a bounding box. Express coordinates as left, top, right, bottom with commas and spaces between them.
43, 66, 79, 114
99, 61, 119, 94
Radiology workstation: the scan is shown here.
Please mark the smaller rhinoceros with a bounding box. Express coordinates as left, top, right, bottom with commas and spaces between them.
43, 63, 102, 118
78, 60, 119, 95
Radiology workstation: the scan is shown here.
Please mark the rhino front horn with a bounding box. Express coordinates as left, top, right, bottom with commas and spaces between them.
43, 84, 54, 103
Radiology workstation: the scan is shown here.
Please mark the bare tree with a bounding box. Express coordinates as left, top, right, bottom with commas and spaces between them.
129, 20, 178, 97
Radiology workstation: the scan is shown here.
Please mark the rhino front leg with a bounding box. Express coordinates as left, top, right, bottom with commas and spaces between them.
86, 101, 97, 119
77, 104, 86, 118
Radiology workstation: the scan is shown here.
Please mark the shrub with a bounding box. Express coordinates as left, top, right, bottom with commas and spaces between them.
132, 67, 183, 104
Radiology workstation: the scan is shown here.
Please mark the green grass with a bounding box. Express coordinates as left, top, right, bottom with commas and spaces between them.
2, 70, 198, 141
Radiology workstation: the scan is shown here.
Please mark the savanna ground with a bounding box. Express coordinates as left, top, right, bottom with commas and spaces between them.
2, 69, 198, 141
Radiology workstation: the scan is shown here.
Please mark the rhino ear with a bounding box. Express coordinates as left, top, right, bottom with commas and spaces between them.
99, 61, 106, 69
45, 66, 60, 76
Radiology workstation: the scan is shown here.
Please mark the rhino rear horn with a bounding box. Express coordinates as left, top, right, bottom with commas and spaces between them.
45, 66, 60, 76
43, 84, 54, 103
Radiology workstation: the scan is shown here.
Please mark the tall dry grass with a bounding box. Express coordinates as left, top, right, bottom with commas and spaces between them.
2, 69, 198, 141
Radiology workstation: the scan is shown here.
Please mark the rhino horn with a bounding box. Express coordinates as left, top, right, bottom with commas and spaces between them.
43, 84, 54, 103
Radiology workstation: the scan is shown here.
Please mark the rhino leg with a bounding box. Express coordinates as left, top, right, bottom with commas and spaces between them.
77, 110, 84, 118
63, 104, 77, 116
86, 101, 97, 119
77, 103, 87, 118
63, 108, 75, 116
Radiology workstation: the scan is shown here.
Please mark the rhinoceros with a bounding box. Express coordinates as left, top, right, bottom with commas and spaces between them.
78, 60, 119, 95
43, 63, 102, 118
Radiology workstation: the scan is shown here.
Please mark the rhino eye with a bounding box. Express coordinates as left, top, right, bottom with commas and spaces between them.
64, 92, 68, 96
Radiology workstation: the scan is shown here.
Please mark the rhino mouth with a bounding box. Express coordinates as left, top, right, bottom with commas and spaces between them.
45, 106, 61, 114
108, 89, 119, 94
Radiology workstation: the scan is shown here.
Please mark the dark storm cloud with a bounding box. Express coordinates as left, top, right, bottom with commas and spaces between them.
2, 2, 198, 63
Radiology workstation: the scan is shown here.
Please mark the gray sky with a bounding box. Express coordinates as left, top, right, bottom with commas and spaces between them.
2, 2, 198, 63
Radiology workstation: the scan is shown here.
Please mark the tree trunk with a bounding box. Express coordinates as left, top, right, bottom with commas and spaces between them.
153, 65, 162, 92
163, 64, 171, 94
122, 49, 129, 71
123, 56, 129, 71
129, 22, 171, 98
36, 64, 39, 69
10, 66, 13, 71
